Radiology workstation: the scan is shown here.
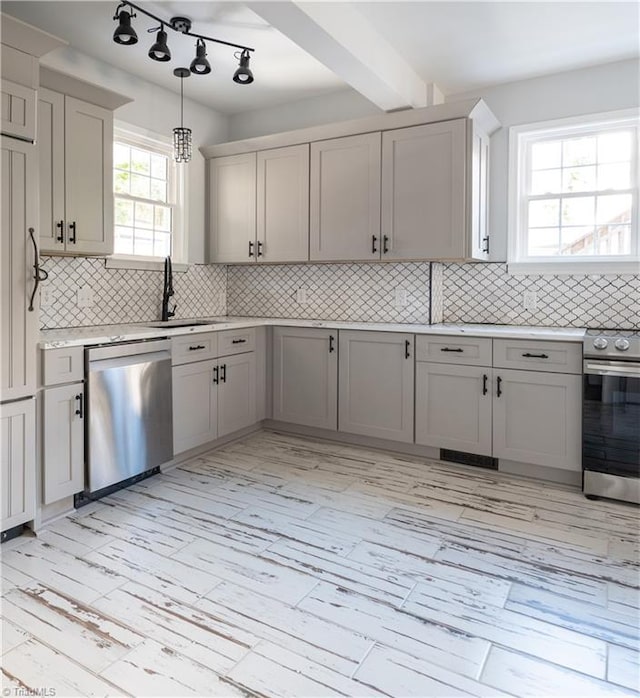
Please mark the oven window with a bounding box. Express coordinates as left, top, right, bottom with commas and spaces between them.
583, 374, 640, 478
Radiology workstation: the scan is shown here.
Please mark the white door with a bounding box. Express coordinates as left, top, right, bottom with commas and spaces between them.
38, 87, 65, 253
1, 80, 36, 142
493, 369, 582, 471
64, 96, 113, 255
209, 153, 257, 263
339, 331, 414, 443
172, 359, 218, 454
257, 144, 309, 262
272, 327, 337, 430
310, 132, 381, 261
1, 398, 36, 533
43, 383, 84, 504
1, 136, 38, 401
218, 352, 256, 438
381, 119, 466, 260
416, 363, 492, 456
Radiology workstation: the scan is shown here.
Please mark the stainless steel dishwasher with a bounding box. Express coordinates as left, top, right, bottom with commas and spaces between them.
86, 339, 173, 495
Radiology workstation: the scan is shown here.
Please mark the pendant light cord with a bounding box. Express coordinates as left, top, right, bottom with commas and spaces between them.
180, 75, 184, 129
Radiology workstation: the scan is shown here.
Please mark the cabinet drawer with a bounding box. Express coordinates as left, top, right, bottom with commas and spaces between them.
172, 333, 218, 365
42, 346, 84, 386
493, 339, 582, 374
416, 335, 492, 366
217, 328, 256, 356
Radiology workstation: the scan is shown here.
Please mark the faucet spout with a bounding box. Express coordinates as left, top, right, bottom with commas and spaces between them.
161, 255, 176, 321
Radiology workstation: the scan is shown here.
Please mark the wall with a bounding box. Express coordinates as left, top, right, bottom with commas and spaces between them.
41, 47, 230, 264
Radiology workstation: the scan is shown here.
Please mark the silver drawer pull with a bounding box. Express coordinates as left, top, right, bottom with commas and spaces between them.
522, 352, 549, 359
232, 339, 247, 344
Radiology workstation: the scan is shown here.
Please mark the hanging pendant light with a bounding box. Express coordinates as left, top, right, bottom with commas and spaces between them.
173, 68, 192, 163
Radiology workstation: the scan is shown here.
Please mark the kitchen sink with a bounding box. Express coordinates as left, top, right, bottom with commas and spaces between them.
140, 320, 222, 328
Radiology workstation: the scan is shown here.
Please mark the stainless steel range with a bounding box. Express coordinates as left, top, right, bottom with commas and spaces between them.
583, 329, 640, 504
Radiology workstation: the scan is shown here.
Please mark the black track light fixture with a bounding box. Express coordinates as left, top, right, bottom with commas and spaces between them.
190, 38, 211, 75
113, 5, 138, 45
233, 49, 253, 85
148, 24, 171, 62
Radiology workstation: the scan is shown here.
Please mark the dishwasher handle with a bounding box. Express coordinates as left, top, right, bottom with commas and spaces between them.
89, 350, 171, 373
87, 339, 171, 362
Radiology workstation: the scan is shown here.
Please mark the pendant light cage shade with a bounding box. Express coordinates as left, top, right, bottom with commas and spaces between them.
173, 126, 192, 162
113, 8, 138, 45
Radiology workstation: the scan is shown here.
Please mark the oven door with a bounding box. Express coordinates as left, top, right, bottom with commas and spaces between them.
583, 359, 640, 480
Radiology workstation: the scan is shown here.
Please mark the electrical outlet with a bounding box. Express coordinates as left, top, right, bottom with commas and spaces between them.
296, 288, 308, 305
40, 285, 53, 308
76, 286, 94, 308
395, 288, 408, 308
523, 290, 538, 312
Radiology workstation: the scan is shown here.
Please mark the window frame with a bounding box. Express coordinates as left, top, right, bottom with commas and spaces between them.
107, 123, 188, 271
508, 108, 639, 275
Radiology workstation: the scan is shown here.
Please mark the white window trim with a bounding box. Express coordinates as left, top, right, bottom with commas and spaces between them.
106, 121, 189, 272
508, 108, 639, 275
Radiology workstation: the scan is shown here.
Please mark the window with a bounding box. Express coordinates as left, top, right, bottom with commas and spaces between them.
509, 110, 639, 272
111, 126, 186, 266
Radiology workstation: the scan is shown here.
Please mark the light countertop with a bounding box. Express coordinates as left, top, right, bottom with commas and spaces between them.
39, 317, 586, 349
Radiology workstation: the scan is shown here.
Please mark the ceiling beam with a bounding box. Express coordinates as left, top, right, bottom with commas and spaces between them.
247, 1, 437, 111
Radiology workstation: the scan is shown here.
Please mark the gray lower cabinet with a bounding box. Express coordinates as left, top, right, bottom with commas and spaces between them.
416, 363, 492, 456
272, 327, 337, 430
339, 331, 414, 443
1, 398, 36, 533
218, 352, 256, 439
42, 383, 84, 504
173, 359, 218, 454
493, 369, 581, 471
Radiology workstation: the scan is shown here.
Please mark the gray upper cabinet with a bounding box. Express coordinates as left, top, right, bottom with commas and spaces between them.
381, 119, 468, 260
272, 327, 337, 430
38, 88, 114, 255
208, 152, 257, 263
310, 132, 381, 261
339, 330, 414, 443
257, 144, 309, 262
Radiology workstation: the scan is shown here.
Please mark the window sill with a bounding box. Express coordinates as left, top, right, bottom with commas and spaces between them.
105, 256, 189, 273
508, 260, 640, 276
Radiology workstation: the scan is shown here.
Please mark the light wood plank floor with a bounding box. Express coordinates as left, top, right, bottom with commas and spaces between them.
2, 431, 639, 697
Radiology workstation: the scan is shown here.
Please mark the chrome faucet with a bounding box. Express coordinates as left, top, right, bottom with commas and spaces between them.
161, 255, 176, 321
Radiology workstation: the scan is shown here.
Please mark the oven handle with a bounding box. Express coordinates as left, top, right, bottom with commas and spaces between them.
584, 360, 640, 377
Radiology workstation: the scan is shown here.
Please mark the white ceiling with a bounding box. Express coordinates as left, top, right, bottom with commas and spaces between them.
2, 1, 638, 115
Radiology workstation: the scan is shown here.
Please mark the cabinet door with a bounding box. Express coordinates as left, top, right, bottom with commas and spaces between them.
43, 383, 84, 504
257, 144, 309, 262
1, 80, 36, 142
173, 359, 218, 454
38, 88, 66, 253
1, 137, 38, 401
218, 352, 256, 438
310, 133, 381, 261
64, 96, 113, 255
1, 398, 35, 533
209, 153, 257, 263
381, 119, 466, 260
416, 363, 492, 456
469, 125, 490, 260
493, 369, 581, 471
339, 331, 414, 443
272, 327, 337, 430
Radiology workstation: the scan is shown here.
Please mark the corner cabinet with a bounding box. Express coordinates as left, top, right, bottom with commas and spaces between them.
339, 331, 414, 443
38, 88, 114, 255
208, 144, 309, 264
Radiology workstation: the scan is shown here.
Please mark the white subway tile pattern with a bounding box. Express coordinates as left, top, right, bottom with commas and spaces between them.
443, 263, 639, 329
39, 257, 227, 329
227, 262, 432, 323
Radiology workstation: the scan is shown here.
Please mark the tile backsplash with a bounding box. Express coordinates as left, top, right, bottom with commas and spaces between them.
39, 257, 227, 329
440, 263, 639, 329
227, 262, 432, 324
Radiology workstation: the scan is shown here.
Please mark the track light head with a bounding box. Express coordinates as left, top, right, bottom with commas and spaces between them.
190, 38, 211, 75
113, 7, 138, 45
149, 26, 171, 62
233, 49, 253, 85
